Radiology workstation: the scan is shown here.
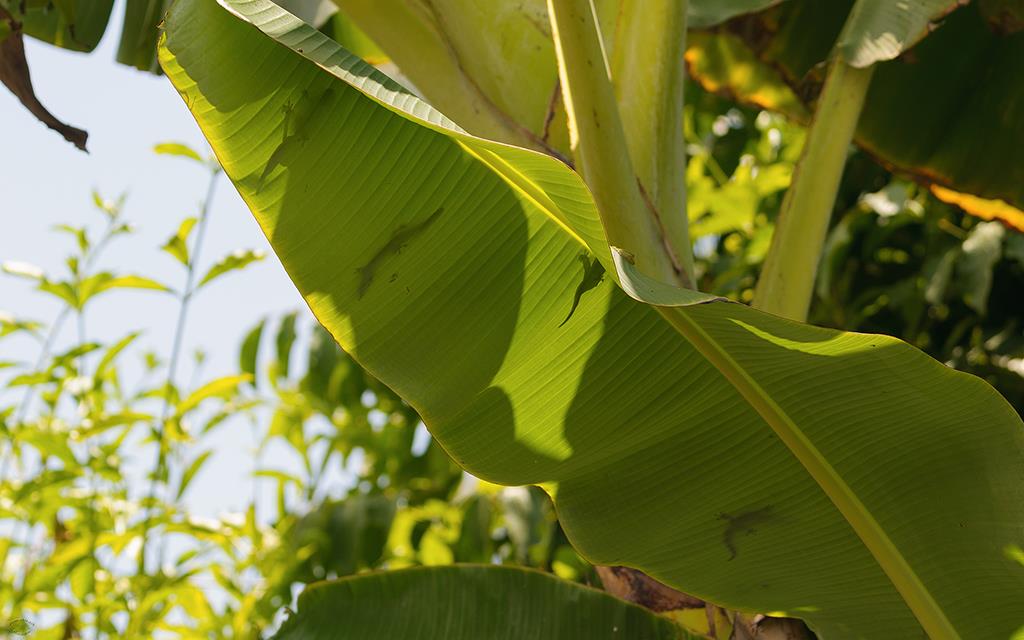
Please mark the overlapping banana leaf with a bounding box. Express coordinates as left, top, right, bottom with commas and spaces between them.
328, 0, 792, 159
329, 0, 1024, 228
688, 0, 1024, 226
272, 565, 690, 639
159, 1, 1024, 637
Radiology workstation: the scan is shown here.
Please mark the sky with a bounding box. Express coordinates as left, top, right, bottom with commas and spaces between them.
0, 7, 328, 518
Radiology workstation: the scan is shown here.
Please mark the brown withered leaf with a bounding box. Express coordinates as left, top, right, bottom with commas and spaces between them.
0, 9, 88, 151
597, 566, 816, 640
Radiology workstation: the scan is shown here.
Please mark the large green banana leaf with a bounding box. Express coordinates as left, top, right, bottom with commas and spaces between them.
272, 565, 690, 639
159, 1, 1024, 638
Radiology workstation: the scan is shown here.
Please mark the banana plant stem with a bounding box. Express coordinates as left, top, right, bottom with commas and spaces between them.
611, 0, 694, 285
546, 0, 681, 287
752, 58, 874, 321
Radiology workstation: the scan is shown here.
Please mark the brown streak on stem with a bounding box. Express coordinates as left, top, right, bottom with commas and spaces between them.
636, 178, 692, 288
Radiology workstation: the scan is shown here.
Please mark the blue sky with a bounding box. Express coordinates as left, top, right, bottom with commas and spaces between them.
0, 8, 328, 518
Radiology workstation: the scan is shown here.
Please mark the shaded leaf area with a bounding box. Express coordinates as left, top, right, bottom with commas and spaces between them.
695, 0, 1024, 219
115, 0, 166, 71
687, 0, 787, 29
0, 0, 113, 52
0, 9, 87, 150
0, 0, 163, 64
813, 180, 1024, 415
273, 565, 689, 640
161, 3, 1024, 637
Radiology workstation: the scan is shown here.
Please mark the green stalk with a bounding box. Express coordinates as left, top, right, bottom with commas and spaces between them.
611, 0, 694, 285
546, 0, 680, 286
137, 166, 221, 575
752, 58, 874, 321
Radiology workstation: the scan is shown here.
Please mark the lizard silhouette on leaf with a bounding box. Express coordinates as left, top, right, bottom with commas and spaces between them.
719, 505, 775, 561
560, 253, 605, 327
357, 207, 443, 298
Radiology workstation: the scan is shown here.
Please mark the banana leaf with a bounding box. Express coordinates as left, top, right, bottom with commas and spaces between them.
272, 565, 691, 639
160, 1, 1024, 637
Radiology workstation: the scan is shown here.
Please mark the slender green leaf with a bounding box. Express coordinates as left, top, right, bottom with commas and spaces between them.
176, 449, 213, 499
154, 141, 204, 162
54, 224, 90, 253
53, 341, 102, 365
0, 312, 42, 338
162, 217, 198, 266
8, 372, 52, 387
97, 274, 171, 292
38, 279, 78, 307
91, 190, 124, 218
198, 248, 265, 287
95, 331, 141, 377
274, 311, 298, 379
239, 318, 265, 378
176, 374, 251, 415
252, 468, 302, 486
273, 565, 689, 640
161, 4, 1024, 637
77, 273, 171, 307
